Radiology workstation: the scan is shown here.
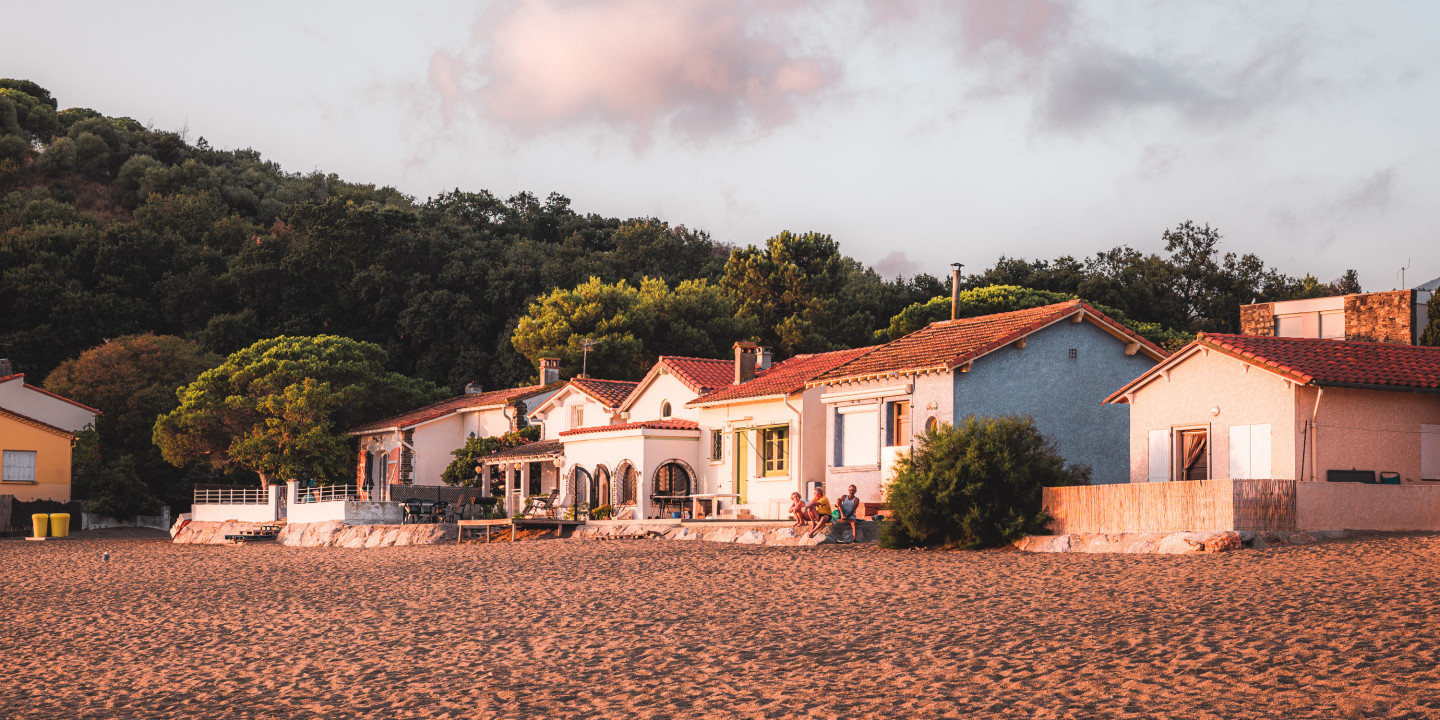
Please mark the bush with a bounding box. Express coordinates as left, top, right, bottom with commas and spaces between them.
881, 415, 1084, 550
441, 426, 540, 486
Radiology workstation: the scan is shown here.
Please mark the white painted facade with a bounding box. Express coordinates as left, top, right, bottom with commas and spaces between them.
620, 369, 701, 423
532, 385, 620, 440
0, 375, 98, 432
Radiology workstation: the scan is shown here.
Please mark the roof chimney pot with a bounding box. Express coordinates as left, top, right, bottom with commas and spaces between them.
733, 342, 759, 385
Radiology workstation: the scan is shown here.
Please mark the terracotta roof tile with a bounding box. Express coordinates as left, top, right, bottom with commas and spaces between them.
482, 439, 564, 461
1196, 333, 1440, 391
811, 301, 1165, 385
559, 419, 700, 437
689, 346, 878, 406
349, 382, 562, 434
570, 378, 639, 408
659, 357, 734, 394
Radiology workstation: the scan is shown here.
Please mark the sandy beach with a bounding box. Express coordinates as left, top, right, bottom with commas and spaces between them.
2, 530, 1438, 719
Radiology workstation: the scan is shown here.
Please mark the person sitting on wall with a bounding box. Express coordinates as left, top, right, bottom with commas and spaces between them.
835, 485, 861, 543
788, 491, 809, 528
805, 486, 833, 539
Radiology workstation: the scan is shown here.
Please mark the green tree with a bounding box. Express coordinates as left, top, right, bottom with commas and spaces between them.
440, 426, 540, 486
881, 415, 1082, 550
512, 276, 753, 380
153, 335, 442, 484
1420, 297, 1440, 347
722, 231, 849, 355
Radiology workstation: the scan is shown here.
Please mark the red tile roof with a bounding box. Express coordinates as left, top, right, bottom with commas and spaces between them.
811, 301, 1166, 385
482, 439, 564, 461
559, 419, 700, 437
0, 373, 103, 415
570, 378, 639, 408
689, 346, 878, 406
1196, 333, 1440, 391
349, 383, 562, 434
658, 356, 734, 394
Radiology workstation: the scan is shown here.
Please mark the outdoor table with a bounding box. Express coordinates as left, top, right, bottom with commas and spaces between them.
687, 493, 740, 518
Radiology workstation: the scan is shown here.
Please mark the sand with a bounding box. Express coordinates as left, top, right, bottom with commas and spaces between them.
2, 529, 1438, 719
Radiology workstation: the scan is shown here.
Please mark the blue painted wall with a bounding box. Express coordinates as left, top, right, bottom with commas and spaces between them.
952, 320, 1157, 484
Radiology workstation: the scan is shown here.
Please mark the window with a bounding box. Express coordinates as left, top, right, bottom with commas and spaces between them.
1424, 425, 1440, 481
924, 417, 939, 434
710, 429, 723, 461
2, 450, 36, 482
837, 405, 879, 467
760, 426, 789, 475
1228, 424, 1272, 479
570, 405, 585, 429
660, 401, 672, 418
887, 400, 910, 447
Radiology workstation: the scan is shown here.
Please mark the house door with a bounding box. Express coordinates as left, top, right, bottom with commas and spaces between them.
1178, 429, 1208, 481
735, 432, 748, 504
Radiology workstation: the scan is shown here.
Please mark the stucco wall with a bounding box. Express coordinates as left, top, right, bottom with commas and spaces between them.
558, 430, 701, 518
0, 378, 97, 433
1299, 385, 1440, 483
696, 395, 809, 519
538, 388, 614, 439
625, 373, 699, 422
821, 377, 915, 504
1296, 483, 1440, 530
0, 415, 73, 502
408, 414, 466, 486
957, 319, 1157, 484
1126, 350, 1298, 483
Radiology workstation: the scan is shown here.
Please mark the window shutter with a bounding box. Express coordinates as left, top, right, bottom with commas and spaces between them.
1147, 430, 1170, 482
839, 406, 879, 466
1249, 424, 1272, 479
1422, 425, 1440, 480
1229, 425, 1252, 480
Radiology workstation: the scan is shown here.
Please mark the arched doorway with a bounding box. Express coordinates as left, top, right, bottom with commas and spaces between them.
615, 461, 638, 506
592, 465, 611, 508
651, 461, 693, 518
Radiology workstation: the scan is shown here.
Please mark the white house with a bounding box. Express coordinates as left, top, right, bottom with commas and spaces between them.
688, 343, 876, 519
347, 358, 564, 496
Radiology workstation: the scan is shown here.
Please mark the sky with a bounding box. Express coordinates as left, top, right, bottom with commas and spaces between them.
7, 0, 1439, 291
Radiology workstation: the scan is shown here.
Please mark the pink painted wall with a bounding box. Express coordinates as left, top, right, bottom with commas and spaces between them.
1295, 385, 1440, 484
1296, 483, 1440, 530
1125, 349, 1299, 483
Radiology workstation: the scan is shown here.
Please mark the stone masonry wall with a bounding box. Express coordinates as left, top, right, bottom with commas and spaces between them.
1239, 303, 1275, 336
1345, 290, 1415, 344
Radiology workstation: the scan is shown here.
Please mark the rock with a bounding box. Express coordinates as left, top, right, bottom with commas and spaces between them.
1156, 533, 1204, 554
1201, 532, 1243, 553
1286, 531, 1318, 545
1015, 535, 1072, 553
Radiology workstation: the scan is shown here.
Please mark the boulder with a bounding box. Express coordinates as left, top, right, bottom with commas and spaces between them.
736, 530, 766, 545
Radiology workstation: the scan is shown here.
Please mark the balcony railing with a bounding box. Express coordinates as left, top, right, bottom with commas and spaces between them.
194, 487, 269, 505
294, 484, 357, 504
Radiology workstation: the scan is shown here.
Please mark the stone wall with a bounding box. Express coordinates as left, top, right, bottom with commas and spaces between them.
573, 519, 875, 545
172, 520, 455, 547
1239, 303, 1275, 336
1345, 290, 1415, 344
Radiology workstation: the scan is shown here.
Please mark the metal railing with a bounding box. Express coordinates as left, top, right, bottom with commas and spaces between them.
294, 484, 357, 504
194, 487, 269, 505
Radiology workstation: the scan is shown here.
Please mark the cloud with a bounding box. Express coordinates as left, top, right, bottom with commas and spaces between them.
430, 0, 841, 144
954, 0, 1071, 58
1337, 168, 1395, 213
872, 250, 926, 278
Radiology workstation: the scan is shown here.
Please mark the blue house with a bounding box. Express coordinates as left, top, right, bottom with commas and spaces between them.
806, 300, 1168, 502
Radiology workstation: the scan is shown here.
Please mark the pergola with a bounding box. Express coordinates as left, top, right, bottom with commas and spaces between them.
476, 440, 564, 516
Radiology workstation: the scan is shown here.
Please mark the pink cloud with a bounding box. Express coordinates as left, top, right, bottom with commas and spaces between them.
956, 0, 1070, 57
432, 0, 840, 143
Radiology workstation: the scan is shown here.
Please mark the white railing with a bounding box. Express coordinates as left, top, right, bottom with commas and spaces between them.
294, 484, 357, 504
194, 487, 269, 505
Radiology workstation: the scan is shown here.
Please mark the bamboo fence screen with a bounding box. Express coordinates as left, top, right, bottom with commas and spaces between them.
1043, 479, 1297, 534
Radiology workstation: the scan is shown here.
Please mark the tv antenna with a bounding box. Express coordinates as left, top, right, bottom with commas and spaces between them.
1399, 259, 1411, 289
581, 339, 599, 378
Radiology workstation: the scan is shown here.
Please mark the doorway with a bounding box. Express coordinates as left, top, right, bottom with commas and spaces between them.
734, 431, 749, 504
1178, 429, 1209, 481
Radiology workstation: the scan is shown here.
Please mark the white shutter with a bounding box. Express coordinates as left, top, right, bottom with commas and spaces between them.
1423, 425, 1440, 481
3, 450, 37, 482
1147, 430, 1171, 482
839, 406, 879, 467
1229, 425, 1252, 480
1249, 424, 1272, 479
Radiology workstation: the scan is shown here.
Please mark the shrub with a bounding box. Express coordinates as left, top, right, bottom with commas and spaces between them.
440, 425, 540, 486
881, 415, 1084, 550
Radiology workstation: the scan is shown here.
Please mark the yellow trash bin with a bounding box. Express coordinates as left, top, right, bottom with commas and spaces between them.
49, 513, 70, 538
31, 514, 48, 538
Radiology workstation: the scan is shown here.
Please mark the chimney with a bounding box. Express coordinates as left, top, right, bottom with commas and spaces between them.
0, 359, 10, 376
539, 357, 561, 385
757, 347, 773, 371
950, 262, 964, 320
733, 342, 759, 385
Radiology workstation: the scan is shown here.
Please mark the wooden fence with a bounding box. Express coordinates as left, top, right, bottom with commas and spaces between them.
1042, 479, 1296, 535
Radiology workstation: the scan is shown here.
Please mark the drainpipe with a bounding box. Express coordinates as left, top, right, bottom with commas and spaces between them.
784, 393, 804, 495
1309, 386, 1324, 482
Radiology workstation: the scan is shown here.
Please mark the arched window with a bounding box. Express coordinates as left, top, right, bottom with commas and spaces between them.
925, 417, 939, 434
593, 466, 611, 507
651, 461, 692, 517
615, 463, 638, 505
660, 401, 672, 418
572, 466, 592, 507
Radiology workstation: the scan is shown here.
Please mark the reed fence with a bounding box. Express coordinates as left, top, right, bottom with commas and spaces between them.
1043, 479, 1296, 534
